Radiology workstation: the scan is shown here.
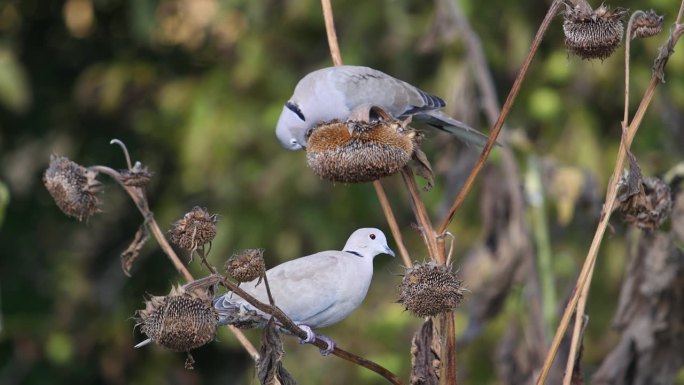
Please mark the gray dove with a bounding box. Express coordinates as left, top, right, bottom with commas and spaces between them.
275, 65, 489, 150
214, 227, 394, 355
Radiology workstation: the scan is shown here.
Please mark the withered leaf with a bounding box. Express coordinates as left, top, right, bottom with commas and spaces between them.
410, 318, 441, 385
257, 319, 297, 385
412, 148, 435, 192
121, 224, 149, 277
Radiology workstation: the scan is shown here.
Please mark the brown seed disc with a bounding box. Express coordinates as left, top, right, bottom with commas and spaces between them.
306, 119, 416, 183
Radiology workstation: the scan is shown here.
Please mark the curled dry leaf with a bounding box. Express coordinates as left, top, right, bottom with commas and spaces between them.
593, 191, 684, 384
121, 224, 150, 277
410, 318, 441, 385
257, 319, 297, 385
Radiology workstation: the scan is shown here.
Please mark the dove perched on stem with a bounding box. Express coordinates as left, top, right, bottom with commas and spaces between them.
213, 228, 395, 355
275, 65, 489, 150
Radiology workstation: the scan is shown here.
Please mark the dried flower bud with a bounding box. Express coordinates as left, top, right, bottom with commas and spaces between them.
136, 286, 218, 352
225, 249, 266, 283
563, 3, 627, 60
43, 155, 101, 221
120, 161, 153, 187
618, 176, 672, 231
630, 10, 664, 39
306, 110, 419, 183
399, 262, 464, 318
169, 207, 218, 251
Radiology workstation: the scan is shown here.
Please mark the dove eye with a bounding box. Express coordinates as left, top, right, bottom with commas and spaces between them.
286, 102, 306, 121
369, 234, 376, 240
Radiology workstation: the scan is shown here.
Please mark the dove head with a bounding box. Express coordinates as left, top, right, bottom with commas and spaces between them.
344, 228, 395, 259
276, 101, 311, 151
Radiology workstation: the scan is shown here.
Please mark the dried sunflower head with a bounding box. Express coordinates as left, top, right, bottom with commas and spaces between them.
120, 161, 153, 187
225, 248, 266, 283
43, 155, 102, 221
399, 261, 464, 318
136, 286, 218, 352
306, 108, 419, 183
630, 10, 664, 39
563, 2, 627, 60
169, 207, 218, 251
618, 176, 672, 231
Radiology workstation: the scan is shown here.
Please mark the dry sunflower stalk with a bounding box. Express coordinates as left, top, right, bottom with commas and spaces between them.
43, 155, 102, 221
563, 1, 627, 60
399, 261, 464, 318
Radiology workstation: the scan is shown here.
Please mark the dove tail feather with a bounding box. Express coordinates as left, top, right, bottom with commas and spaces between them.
213, 295, 269, 328
417, 110, 495, 147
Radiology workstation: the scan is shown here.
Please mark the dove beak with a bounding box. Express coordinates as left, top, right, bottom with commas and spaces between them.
384, 245, 395, 257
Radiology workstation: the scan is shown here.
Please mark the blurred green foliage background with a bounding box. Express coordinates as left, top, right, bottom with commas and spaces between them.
0, 0, 682, 384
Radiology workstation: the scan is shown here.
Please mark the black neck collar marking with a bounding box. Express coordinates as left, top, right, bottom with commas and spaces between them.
344, 250, 363, 258
286, 102, 305, 121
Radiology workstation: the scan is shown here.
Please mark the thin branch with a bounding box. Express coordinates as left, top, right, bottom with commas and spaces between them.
88, 165, 261, 360
218, 275, 403, 385
623, 11, 645, 127
321, 0, 343, 67
400, 167, 441, 262
562, 257, 594, 385
321, 0, 411, 268
535, 12, 684, 382
440, 312, 458, 384
373, 181, 413, 267
437, 0, 564, 234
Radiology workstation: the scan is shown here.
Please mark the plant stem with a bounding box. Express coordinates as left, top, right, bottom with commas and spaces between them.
437, 0, 563, 234
89, 165, 261, 360
400, 167, 441, 262
536, 9, 684, 381
373, 181, 413, 267
219, 275, 404, 384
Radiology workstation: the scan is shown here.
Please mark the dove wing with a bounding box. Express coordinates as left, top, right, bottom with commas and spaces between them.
332, 66, 445, 118
239, 252, 351, 325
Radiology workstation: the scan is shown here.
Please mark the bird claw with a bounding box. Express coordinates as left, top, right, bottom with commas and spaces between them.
297, 324, 316, 344
317, 335, 336, 356
296, 324, 336, 356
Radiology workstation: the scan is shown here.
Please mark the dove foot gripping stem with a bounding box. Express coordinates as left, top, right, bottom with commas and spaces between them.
297, 324, 336, 356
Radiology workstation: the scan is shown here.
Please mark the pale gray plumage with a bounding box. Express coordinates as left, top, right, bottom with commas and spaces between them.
213, 227, 394, 354
275, 65, 489, 150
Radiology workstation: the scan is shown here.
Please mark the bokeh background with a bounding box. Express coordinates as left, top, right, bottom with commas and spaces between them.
1, 0, 683, 384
